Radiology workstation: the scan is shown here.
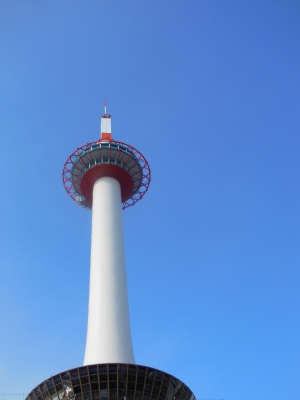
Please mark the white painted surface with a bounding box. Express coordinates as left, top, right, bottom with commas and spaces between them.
84, 177, 135, 365
101, 116, 111, 134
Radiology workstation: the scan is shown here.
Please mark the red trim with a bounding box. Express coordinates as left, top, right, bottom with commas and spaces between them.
101, 133, 112, 140
80, 165, 134, 206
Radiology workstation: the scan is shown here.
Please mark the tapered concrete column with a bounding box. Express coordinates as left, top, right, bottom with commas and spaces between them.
84, 176, 135, 365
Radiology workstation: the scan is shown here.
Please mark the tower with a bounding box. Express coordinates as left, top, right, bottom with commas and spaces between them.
26, 105, 195, 400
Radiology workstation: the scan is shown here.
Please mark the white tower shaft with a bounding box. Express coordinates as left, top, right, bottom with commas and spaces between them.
84, 176, 135, 365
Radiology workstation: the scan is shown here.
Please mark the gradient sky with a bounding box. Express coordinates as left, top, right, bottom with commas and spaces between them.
0, 2, 299, 400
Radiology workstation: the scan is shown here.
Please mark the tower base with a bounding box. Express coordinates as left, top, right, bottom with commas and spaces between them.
26, 364, 195, 400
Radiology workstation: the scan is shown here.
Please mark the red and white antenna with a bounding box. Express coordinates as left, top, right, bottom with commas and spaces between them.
100, 99, 112, 140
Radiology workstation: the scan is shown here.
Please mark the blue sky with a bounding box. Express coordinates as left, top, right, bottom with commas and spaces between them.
0, 1, 299, 399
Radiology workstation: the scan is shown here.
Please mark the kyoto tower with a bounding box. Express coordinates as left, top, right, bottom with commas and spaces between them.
26, 104, 195, 400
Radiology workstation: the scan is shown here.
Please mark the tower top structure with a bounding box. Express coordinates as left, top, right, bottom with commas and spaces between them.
62, 104, 151, 210
100, 99, 112, 140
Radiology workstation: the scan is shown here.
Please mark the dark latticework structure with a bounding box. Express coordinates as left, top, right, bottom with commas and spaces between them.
26, 364, 195, 400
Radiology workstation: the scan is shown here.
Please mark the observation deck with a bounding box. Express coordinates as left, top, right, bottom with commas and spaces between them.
63, 139, 151, 210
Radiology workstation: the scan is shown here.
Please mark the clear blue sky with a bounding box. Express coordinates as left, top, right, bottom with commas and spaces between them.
0, 1, 299, 399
